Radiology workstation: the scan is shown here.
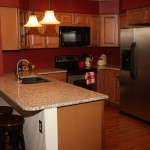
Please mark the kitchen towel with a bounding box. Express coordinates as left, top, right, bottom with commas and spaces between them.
85, 72, 95, 85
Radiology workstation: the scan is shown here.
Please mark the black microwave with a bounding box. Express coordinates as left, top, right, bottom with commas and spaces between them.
59, 26, 90, 47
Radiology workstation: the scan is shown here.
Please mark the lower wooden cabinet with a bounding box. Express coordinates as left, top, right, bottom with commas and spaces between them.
97, 69, 120, 105
107, 69, 120, 105
97, 69, 107, 95
58, 101, 104, 150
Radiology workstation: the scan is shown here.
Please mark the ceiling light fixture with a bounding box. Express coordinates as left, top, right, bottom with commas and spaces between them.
24, 0, 42, 27
39, 0, 60, 25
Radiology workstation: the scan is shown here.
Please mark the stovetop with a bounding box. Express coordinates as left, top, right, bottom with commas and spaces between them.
55, 55, 97, 75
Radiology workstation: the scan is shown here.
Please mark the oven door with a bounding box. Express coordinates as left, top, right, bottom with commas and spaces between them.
68, 74, 96, 91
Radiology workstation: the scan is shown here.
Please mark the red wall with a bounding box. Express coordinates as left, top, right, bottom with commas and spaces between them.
0, 0, 120, 73
3, 47, 120, 72
120, 0, 150, 11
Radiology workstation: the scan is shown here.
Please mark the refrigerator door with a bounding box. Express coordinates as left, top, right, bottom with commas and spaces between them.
120, 28, 150, 122
120, 28, 134, 50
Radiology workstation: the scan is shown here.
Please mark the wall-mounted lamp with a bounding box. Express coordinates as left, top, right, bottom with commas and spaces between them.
24, 0, 42, 27
39, 0, 60, 24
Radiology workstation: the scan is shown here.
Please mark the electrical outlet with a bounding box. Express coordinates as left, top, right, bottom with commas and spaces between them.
39, 120, 42, 133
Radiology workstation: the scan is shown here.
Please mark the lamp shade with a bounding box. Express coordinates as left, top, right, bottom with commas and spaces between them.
39, 10, 60, 24
24, 14, 42, 27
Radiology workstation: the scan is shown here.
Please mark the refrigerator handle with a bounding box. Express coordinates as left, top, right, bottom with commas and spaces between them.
130, 42, 137, 80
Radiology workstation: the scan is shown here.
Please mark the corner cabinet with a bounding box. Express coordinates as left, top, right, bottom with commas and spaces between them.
100, 14, 119, 47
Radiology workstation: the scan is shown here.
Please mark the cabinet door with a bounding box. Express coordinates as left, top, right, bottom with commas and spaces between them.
28, 11, 45, 48
74, 14, 89, 26
100, 14, 118, 47
0, 7, 20, 50
127, 8, 145, 25
97, 69, 108, 95
89, 15, 100, 47
45, 25, 59, 48
57, 13, 75, 26
107, 69, 120, 105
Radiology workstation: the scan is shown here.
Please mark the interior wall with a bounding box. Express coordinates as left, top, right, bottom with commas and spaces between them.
3, 47, 120, 73
120, 0, 150, 11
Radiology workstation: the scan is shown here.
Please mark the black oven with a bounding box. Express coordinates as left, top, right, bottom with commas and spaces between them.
55, 55, 97, 91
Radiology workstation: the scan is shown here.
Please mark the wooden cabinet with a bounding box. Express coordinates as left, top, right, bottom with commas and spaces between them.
44, 72, 67, 82
75, 13, 89, 26
120, 13, 128, 29
97, 69, 107, 95
127, 8, 145, 25
27, 11, 45, 48
28, 11, 59, 48
97, 69, 120, 105
89, 14, 100, 47
44, 25, 59, 48
56, 12, 75, 26
107, 69, 120, 105
0, 7, 20, 50
100, 14, 119, 47
58, 101, 104, 150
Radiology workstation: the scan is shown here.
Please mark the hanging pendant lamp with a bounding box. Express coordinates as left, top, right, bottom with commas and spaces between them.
24, 0, 42, 27
39, 0, 60, 25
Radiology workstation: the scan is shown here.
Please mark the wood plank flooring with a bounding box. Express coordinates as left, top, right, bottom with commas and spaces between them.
104, 104, 150, 150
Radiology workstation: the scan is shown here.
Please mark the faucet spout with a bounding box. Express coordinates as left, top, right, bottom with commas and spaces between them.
16, 59, 30, 82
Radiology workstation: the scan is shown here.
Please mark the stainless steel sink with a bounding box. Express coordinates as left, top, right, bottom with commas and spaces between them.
19, 76, 50, 84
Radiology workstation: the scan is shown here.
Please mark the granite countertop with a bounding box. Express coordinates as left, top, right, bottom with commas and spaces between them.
0, 71, 108, 111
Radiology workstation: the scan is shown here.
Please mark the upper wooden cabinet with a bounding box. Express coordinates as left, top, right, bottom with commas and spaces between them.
0, 7, 119, 50
0, 7, 29, 50
74, 14, 89, 26
127, 8, 145, 25
28, 11, 59, 48
120, 13, 128, 29
56, 13, 75, 26
126, 7, 150, 25
100, 14, 119, 47
27, 11, 45, 48
89, 14, 100, 47
0, 7, 20, 50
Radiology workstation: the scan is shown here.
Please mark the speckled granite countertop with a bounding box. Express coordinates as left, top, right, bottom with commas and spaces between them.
0, 71, 108, 111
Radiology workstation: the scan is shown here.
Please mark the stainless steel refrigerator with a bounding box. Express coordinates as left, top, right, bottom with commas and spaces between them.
120, 27, 150, 122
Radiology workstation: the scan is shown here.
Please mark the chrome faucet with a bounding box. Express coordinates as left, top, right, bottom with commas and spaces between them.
16, 59, 30, 81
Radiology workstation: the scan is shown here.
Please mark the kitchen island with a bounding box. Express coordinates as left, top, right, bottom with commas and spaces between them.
0, 72, 108, 150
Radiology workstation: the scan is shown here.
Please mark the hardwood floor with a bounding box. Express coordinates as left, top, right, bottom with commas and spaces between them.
104, 104, 150, 150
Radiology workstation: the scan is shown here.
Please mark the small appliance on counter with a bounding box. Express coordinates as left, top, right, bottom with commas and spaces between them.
85, 57, 93, 67
97, 54, 107, 66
